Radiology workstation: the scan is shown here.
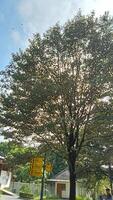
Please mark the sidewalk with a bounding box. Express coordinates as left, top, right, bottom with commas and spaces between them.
0, 194, 20, 200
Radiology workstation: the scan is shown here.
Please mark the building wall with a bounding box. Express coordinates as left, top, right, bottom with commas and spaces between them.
62, 182, 69, 198
46, 182, 55, 196
0, 170, 11, 189
55, 181, 70, 198
55, 181, 87, 198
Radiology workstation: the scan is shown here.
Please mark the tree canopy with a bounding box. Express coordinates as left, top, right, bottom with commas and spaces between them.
1, 11, 113, 199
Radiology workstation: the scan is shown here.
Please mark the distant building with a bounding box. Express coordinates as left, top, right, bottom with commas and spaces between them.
0, 156, 12, 189
9, 169, 88, 198
47, 169, 87, 199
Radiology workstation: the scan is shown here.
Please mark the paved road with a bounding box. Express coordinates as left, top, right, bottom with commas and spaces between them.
0, 195, 21, 200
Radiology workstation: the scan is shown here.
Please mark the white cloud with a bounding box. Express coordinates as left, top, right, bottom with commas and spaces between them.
11, 30, 22, 45
79, 0, 113, 15
16, 0, 113, 46
17, 0, 77, 36
10, 30, 28, 49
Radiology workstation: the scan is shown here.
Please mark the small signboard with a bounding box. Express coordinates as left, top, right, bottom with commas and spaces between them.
30, 157, 53, 177
32, 157, 43, 166
30, 170, 42, 177
46, 163, 53, 172
30, 157, 43, 177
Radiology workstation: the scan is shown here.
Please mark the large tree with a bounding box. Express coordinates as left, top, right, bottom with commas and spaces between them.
78, 99, 113, 192
1, 12, 113, 199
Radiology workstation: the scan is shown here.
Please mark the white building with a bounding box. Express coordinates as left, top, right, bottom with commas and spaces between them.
0, 156, 12, 189
47, 169, 87, 199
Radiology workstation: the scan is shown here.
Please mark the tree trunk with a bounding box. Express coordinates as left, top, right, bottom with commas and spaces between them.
68, 151, 76, 200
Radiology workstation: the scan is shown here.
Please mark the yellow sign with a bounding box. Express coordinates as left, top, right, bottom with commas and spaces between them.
46, 163, 53, 172
31, 164, 42, 168
30, 157, 44, 177
32, 157, 43, 166
31, 166, 42, 171
30, 170, 42, 177
33, 157, 43, 163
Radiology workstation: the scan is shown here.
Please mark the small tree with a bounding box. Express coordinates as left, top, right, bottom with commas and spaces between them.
1, 12, 113, 199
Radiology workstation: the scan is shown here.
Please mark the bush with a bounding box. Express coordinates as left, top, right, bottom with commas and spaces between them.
19, 192, 33, 199
19, 184, 33, 199
76, 196, 91, 200
34, 195, 90, 200
34, 196, 60, 200
19, 184, 32, 194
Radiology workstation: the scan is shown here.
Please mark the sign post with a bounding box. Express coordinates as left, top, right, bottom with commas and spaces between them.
40, 155, 46, 200
30, 156, 53, 200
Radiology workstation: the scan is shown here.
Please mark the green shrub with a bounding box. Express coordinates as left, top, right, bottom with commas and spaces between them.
34, 196, 60, 200
76, 196, 91, 200
19, 184, 33, 199
47, 197, 59, 200
19, 192, 33, 199
84, 197, 91, 200
34, 195, 90, 200
76, 196, 84, 200
19, 184, 32, 194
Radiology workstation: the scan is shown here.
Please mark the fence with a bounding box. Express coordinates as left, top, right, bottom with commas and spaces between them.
9, 181, 55, 197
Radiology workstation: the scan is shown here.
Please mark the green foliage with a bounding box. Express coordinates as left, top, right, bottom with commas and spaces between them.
1, 12, 113, 156
0, 142, 10, 156
0, 142, 39, 182
42, 147, 67, 177
15, 164, 31, 182
19, 185, 33, 200
19, 184, 32, 194
0, 142, 38, 167
76, 196, 91, 200
19, 193, 33, 199
34, 196, 60, 200
97, 178, 110, 193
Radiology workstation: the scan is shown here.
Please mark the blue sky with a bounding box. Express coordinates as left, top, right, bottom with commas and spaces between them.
0, 0, 113, 69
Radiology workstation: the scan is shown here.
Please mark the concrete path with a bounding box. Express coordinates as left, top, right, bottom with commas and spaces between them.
0, 195, 20, 200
